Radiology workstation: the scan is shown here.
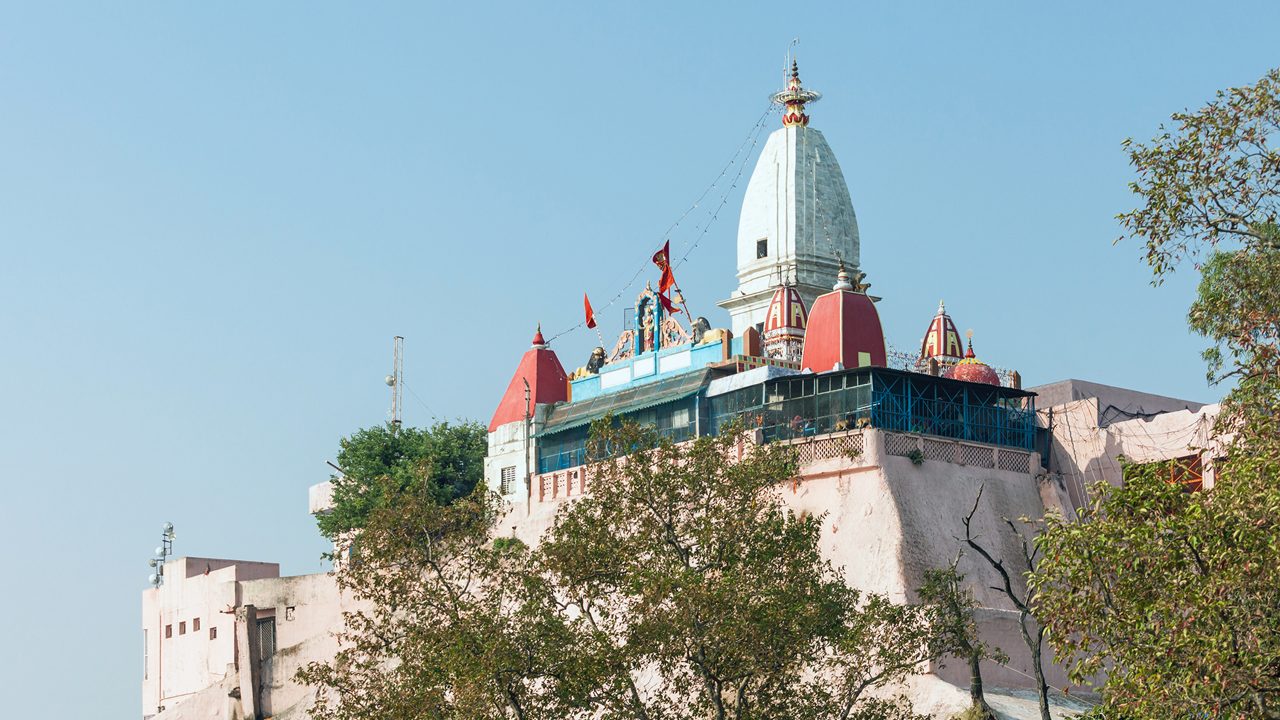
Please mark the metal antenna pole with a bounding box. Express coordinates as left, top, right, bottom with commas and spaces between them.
523, 378, 532, 502
387, 336, 404, 433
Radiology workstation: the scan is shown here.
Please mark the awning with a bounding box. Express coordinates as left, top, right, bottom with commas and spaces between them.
538, 368, 721, 436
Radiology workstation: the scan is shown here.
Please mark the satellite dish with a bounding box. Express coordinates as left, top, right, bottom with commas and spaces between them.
384, 375, 396, 387
154, 546, 165, 557
162, 522, 174, 534
149, 573, 159, 585
148, 558, 158, 568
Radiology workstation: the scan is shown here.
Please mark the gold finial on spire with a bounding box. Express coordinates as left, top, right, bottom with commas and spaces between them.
771, 58, 821, 128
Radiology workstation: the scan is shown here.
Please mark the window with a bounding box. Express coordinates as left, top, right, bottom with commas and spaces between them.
178, 621, 186, 635
192, 617, 200, 632
257, 617, 276, 658
500, 465, 516, 495
756, 238, 768, 259
1123, 454, 1204, 492
165, 624, 172, 639
1171, 454, 1204, 492
209, 626, 217, 640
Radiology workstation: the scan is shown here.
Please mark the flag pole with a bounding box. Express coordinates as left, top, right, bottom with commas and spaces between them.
675, 285, 696, 340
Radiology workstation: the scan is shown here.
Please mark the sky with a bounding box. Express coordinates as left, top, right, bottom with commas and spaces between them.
1, 2, 1276, 716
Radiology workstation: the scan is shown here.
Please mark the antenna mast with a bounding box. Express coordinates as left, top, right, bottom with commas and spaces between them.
385, 335, 404, 433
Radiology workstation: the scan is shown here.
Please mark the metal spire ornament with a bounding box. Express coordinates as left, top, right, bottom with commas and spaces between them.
772, 59, 821, 127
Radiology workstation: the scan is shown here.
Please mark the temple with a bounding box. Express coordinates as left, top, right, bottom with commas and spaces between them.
142, 60, 1214, 720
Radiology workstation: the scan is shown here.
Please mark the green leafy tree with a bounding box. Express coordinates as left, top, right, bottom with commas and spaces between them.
539, 420, 942, 720
1117, 66, 1280, 426
1032, 67, 1280, 719
1034, 465, 1280, 719
317, 421, 487, 541
298, 490, 585, 720
301, 420, 951, 720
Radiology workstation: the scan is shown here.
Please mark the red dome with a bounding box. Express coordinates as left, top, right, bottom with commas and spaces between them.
942, 337, 1000, 386
800, 272, 886, 372
488, 326, 569, 431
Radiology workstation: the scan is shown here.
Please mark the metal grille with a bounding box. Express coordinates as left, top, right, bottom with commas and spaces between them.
256, 617, 276, 659
500, 466, 516, 495
922, 438, 954, 463
998, 450, 1031, 474
885, 433, 918, 457
958, 444, 995, 468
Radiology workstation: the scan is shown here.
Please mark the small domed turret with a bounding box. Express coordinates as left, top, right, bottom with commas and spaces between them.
488, 324, 569, 431
800, 265, 886, 372
943, 331, 1000, 386
762, 284, 808, 363
919, 300, 964, 370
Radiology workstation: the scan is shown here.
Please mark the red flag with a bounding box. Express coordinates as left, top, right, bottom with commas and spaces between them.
652, 242, 679, 312
584, 293, 597, 329
651, 241, 670, 271
653, 242, 676, 293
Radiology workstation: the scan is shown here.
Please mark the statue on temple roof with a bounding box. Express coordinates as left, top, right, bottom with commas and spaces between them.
585, 346, 606, 374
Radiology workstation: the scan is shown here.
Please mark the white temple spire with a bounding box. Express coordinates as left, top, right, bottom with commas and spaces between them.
717, 61, 861, 336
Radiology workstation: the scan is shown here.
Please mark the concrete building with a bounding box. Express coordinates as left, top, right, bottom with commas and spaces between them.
1032, 378, 1216, 511
141, 62, 1212, 719
141, 557, 349, 720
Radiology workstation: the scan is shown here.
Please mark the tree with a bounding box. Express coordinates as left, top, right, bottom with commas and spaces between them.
301, 420, 950, 720
1117, 67, 1280, 425
317, 421, 486, 541
918, 555, 1005, 720
298, 489, 586, 720
1032, 67, 1280, 719
1033, 466, 1280, 719
959, 487, 1050, 720
539, 419, 943, 720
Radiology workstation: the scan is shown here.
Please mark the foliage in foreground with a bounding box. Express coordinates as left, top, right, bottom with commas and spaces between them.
299, 420, 950, 720
1033, 66, 1280, 720
1034, 463, 1280, 719
316, 421, 486, 541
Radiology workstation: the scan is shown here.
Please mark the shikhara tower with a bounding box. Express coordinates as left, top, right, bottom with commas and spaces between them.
718, 60, 861, 336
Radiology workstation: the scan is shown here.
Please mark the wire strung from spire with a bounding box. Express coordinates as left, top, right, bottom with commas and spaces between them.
672, 105, 775, 270
544, 103, 779, 344
664, 103, 778, 256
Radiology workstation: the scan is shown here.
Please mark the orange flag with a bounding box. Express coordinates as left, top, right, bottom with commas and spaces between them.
584, 293, 597, 329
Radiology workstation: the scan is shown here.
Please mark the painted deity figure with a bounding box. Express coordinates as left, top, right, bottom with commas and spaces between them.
641, 302, 656, 353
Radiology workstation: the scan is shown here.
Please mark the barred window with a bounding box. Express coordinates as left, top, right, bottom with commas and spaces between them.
257, 617, 276, 658
500, 466, 516, 495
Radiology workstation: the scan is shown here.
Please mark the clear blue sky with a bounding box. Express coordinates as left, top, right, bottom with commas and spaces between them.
2, 2, 1275, 716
